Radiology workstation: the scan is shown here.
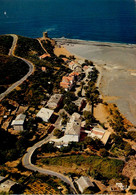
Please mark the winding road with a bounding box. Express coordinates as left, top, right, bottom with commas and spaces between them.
0, 34, 76, 193
22, 133, 77, 194
0, 34, 34, 101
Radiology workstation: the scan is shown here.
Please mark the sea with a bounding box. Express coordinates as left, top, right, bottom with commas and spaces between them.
0, 0, 136, 44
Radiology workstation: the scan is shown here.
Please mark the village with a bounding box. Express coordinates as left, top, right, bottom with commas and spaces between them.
0, 33, 136, 194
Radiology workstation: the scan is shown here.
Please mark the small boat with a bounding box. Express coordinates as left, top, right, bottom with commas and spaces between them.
4, 11, 7, 15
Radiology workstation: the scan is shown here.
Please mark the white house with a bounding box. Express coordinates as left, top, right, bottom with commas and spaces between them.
88, 127, 105, 139
36, 108, 54, 122
64, 112, 81, 142
87, 127, 111, 145
53, 112, 81, 146
0, 176, 17, 193
11, 113, 26, 131
47, 94, 63, 110
75, 176, 95, 193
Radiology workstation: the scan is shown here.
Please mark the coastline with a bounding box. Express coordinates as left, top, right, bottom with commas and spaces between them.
54, 38, 136, 126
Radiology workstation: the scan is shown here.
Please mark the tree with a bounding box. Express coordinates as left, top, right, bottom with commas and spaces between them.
99, 148, 108, 157
83, 111, 96, 126
53, 129, 64, 138
63, 92, 76, 105
64, 102, 78, 115
85, 83, 102, 116
41, 143, 56, 153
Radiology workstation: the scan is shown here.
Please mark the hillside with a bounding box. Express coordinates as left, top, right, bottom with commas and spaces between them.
0, 35, 13, 55
0, 54, 29, 85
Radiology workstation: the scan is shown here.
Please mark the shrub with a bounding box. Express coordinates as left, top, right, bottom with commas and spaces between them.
132, 178, 136, 186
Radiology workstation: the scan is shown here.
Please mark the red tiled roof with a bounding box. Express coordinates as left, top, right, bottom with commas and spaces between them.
62, 58, 69, 62
39, 53, 51, 59
91, 130, 104, 136
69, 72, 79, 76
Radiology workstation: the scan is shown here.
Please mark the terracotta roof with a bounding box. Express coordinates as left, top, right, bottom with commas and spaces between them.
69, 61, 75, 66
62, 58, 69, 62
41, 67, 46, 71
39, 53, 50, 59
69, 72, 79, 76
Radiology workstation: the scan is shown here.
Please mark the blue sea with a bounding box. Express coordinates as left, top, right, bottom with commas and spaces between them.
0, 0, 136, 44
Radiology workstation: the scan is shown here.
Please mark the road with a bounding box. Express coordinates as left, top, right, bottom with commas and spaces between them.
22, 133, 77, 194
0, 34, 34, 101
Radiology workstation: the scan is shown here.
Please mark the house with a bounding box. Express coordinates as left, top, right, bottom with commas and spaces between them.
87, 127, 111, 145
75, 176, 95, 193
0, 176, 18, 193
64, 112, 81, 143
69, 72, 80, 80
74, 66, 82, 73
39, 53, 50, 59
47, 94, 63, 110
110, 183, 128, 192
68, 61, 75, 69
41, 67, 46, 72
88, 127, 105, 139
116, 183, 127, 191
60, 75, 75, 91
11, 113, 26, 131
78, 59, 85, 65
36, 108, 54, 122
73, 98, 86, 111
62, 58, 69, 63
52, 112, 81, 146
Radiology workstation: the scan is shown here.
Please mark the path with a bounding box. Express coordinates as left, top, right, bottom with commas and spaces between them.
0, 34, 34, 101
37, 38, 48, 54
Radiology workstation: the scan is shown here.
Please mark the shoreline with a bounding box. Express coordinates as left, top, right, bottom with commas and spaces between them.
54, 37, 136, 48
54, 38, 136, 126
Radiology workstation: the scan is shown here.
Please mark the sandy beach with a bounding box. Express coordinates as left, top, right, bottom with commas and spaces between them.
55, 38, 136, 126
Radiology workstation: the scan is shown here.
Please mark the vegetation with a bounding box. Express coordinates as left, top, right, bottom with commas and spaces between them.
109, 109, 127, 134
40, 143, 56, 153
7, 36, 70, 106
53, 129, 64, 138
110, 134, 132, 157
0, 35, 13, 55
83, 110, 96, 127
132, 178, 136, 186
60, 112, 69, 125
41, 39, 55, 56
23, 173, 67, 194
85, 79, 102, 115
126, 131, 136, 142
64, 102, 78, 115
41, 154, 124, 181
0, 54, 29, 85
15, 36, 44, 58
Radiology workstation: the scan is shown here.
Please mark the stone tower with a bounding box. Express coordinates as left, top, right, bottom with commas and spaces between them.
43, 32, 48, 39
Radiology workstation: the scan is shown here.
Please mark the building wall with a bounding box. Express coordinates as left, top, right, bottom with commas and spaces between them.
13, 125, 24, 131
61, 134, 79, 144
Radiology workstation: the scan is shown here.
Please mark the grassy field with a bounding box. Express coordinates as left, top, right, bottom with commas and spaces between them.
40, 154, 124, 180
0, 35, 13, 55
0, 54, 29, 85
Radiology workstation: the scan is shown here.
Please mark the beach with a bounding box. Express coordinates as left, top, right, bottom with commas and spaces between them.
55, 38, 136, 126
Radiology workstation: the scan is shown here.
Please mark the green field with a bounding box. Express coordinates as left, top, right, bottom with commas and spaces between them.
41, 155, 124, 180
